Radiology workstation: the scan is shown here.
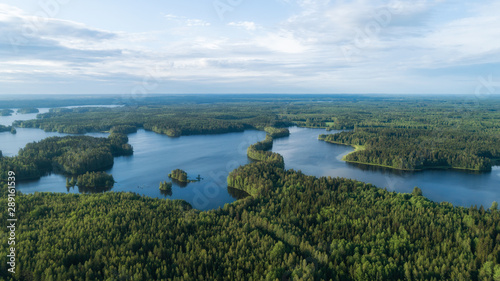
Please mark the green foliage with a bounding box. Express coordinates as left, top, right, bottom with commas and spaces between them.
66, 177, 77, 188
17, 107, 39, 114
159, 181, 173, 191
0, 109, 14, 116
13, 96, 500, 174
0, 125, 14, 133
0, 134, 132, 181
246, 135, 284, 165
109, 125, 137, 134
491, 201, 498, 211
13, 97, 500, 173
14, 105, 292, 137
412, 187, 423, 197
321, 127, 499, 171
76, 171, 114, 191
264, 127, 290, 138
159, 181, 173, 196
168, 169, 188, 182
1, 164, 499, 280
2, 95, 500, 280
228, 135, 285, 196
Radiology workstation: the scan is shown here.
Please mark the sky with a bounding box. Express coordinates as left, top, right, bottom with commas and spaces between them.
0, 0, 499, 95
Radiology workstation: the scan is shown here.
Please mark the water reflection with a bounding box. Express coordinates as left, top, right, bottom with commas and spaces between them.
160, 188, 173, 197
77, 185, 114, 194
272, 127, 500, 208
227, 186, 251, 200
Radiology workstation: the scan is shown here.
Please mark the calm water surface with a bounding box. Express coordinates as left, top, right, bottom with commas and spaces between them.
14, 129, 266, 210
2, 109, 499, 210
272, 127, 500, 208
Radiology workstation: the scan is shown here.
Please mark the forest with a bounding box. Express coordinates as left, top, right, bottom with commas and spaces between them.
0, 125, 15, 134
264, 127, 290, 138
1, 95, 500, 280
13, 105, 292, 137
1, 109, 14, 116
319, 127, 500, 171
1, 154, 499, 280
168, 169, 189, 183
17, 108, 39, 114
76, 171, 115, 191
0, 133, 132, 181
11, 96, 500, 174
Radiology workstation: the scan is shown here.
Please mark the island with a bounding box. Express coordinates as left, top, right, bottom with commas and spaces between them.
1, 95, 500, 280
17, 107, 39, 114
168, 169, 188, 182
0, 133, 133, 181
0, 109, 14, 116
159, 181, 173, 191
76, 171, 115, 191
168, 169, 202, 183
159, 181, 173, 196
264, 127, 290, 138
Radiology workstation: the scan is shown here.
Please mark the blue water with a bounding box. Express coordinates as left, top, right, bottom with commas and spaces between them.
272, 127, 500, 208
2, 108, 499, 210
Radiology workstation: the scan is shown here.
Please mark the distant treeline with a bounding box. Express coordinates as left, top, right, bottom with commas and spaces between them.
10, 97, 500, 174
14, 106, 292, 137
17, 107, 39, 114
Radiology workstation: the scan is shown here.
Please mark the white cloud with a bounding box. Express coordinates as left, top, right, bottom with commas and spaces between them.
228, 21, 257, 31
164, 14, 211, 27
0, 1, 499, 94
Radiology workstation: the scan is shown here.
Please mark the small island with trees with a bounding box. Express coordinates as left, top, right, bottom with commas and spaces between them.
75, 171, 115, 191
17, 107, 39, 114
169, 169, 188, 182
168, 169, 202, 183
159, 181, 173, 196
264, 127, 290, 138
0, 109, 14, 116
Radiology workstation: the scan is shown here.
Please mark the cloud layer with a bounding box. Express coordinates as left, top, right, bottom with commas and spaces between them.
1, 1, 499, 94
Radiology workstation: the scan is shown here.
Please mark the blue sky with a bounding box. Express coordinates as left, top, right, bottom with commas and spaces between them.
0, 0, 499, 95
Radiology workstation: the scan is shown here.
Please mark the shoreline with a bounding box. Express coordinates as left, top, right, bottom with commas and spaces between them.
320, 139, 488, 173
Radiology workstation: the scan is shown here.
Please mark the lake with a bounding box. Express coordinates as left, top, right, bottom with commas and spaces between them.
2, 110, 499, 210
11, 128, 266, 210
272, 127, 500, 208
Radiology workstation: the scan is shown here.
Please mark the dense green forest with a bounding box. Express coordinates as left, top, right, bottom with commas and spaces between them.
264, 127, 290, 138
2, 95, 500, 280
16, 108, 39, 114
1, 109, 14, 116
1, 160, 499, 280
14, 105, 292, 136
319, 128, 500, 171
12, 96, 500, 173
0, 125, 15, 133
76, 171, 115, 191
0, 133, 132, 181
246, 135, 285, 166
